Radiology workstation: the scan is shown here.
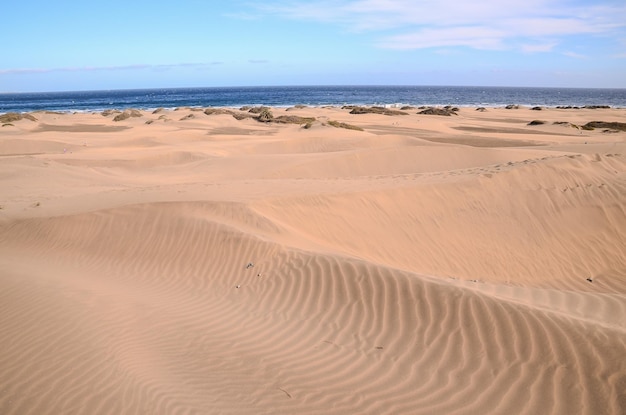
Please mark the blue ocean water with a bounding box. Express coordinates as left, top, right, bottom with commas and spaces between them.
1, 85, 625, 113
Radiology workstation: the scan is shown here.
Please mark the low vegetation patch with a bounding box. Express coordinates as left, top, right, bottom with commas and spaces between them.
556, 105, 611, 109
418, 106, 459, 116
272, 115, 316, 125
582, 121, 626, 131
232, 113, 254, 120
248, 106, 271, 114
327, 120, 364, 131
0, 112, 37, 123
343, 106, 408, 116
113, 109, 143, 122
204, 108, 235, 116
204, 108, 254, 120
528, 120, 546, 125
256, 108, 274, 122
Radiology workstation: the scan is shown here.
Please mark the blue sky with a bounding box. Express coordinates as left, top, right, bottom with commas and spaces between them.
1, 0, 625, 92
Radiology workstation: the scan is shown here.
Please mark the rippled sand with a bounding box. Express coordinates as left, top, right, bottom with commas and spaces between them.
1, 106, 625, 414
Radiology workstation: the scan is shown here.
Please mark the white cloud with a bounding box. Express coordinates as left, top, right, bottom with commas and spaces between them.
254, 0, 626, 51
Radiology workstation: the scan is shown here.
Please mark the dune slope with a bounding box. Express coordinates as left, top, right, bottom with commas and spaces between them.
1, 107, 625, 414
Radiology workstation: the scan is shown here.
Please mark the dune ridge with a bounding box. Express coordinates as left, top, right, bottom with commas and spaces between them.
1, 107, 625, 414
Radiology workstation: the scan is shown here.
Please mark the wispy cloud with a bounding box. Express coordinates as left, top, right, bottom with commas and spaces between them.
521, 42, 558, 53
562, 51, 587, 59
254, 0, 626, 51
377, 26, 506, 50
0, 62, 219, 75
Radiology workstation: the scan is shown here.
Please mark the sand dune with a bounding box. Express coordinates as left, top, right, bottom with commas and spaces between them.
1, 107, 625, 414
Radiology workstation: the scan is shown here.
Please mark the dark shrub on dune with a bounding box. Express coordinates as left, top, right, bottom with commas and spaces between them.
257, 108, 274, 122
0, 112, 37, 122
204, 108, 235, 116
232, 113, 254, 121
272, 115, 316, 125
244, 109, 315, 124
327, 120, 364, 131
554, 105, 612, 109
343, 106, 408, 116
582, 121, 626, 131
101, 109, 121, 117
113, 109, 143, 121
528, 120, 546, 125
248, 106, 271, 114
417, 107, 458, 116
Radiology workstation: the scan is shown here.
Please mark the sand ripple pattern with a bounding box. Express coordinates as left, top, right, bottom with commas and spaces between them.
1, 202, 624, 415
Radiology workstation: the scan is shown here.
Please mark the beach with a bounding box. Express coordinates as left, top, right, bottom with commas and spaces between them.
1, 105, 625, 414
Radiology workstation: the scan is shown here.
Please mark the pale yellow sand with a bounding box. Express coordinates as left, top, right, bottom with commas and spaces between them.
1, 106, 625, 414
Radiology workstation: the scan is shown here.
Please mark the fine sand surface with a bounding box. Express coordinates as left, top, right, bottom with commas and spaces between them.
1, 106, 625, 414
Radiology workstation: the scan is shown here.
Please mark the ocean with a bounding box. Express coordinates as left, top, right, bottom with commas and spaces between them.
1, 85, 625, 113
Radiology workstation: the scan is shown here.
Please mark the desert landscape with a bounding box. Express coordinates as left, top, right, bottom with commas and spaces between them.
1, 105, 625, 414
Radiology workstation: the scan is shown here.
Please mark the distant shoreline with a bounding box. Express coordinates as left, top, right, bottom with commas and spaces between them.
2, 86, 625, 114
2, 103, 625, 116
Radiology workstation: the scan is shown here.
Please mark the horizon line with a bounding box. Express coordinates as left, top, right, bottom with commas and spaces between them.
3, 84, 626, 95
